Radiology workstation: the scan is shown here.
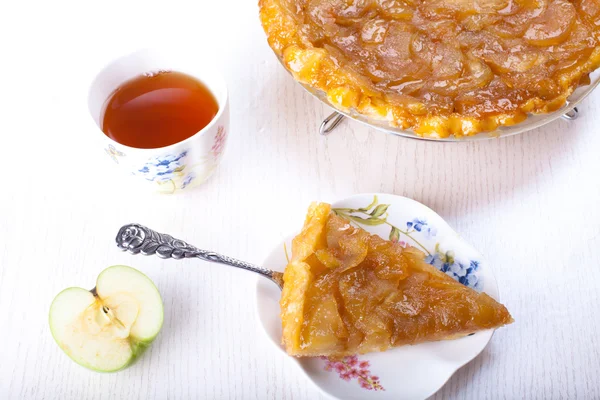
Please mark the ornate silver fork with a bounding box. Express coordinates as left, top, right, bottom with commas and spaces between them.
115, 223, 284, 288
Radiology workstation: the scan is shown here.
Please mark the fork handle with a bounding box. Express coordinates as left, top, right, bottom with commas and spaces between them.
115, 223, 284, 289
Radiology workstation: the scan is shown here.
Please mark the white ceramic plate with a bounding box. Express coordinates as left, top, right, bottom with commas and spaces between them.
255, 193, 500, 400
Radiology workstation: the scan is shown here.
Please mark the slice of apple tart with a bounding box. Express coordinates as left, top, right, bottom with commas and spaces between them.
280, 202, 512, 357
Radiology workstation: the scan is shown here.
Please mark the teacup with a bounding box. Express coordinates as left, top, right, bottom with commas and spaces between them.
88, 48, 229, 193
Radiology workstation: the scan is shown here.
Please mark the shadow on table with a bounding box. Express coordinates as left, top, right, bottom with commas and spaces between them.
407, 114, 585, 220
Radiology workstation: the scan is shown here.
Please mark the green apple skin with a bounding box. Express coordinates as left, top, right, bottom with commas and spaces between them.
49, 266, 164, 372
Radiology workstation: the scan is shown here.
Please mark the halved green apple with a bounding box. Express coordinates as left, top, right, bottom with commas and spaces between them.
49, 265, 164, 372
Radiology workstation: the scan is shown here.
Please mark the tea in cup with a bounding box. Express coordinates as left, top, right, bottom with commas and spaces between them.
88, 48, 229, 193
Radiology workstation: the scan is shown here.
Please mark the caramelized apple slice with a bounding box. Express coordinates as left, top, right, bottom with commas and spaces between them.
301, 284, 348, 353
484, 44, 546, 73
411, 34, 465, 79
475, 0, 511, 13
576, 0, 600, 27
428, 56, 493, 96
433, 45, 465, 79
377, 0, 414, 20
361, 19, 389, 44
523, 0, 576, 46
461, 13, 502, 31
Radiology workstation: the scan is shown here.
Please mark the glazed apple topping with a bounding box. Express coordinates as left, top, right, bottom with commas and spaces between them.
260, 0, 600, 136
280, 203, 513, 357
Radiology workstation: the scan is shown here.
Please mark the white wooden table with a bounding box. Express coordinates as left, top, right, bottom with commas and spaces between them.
1, 1, 600, 399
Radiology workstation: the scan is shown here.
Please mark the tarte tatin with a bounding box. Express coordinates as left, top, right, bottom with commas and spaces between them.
259, 0, 600, 137
280, 203, 512, 357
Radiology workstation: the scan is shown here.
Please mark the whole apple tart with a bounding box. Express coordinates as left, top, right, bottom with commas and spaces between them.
259, 0, 600, 137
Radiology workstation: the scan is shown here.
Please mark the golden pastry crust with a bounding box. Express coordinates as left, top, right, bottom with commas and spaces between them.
259, 0, 600, 138
280, 202, 331, 352
280, 202, 513, 357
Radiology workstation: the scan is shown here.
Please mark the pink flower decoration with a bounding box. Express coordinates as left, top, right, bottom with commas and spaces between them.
320, 356, 385, 391
390, 236, 408, 248
211, 126, 227, 157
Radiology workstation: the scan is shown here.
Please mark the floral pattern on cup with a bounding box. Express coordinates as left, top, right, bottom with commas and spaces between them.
212, 126, 227, 157
321, 355, 384, 391
181, 172, 196, 189
131, 143, 222, 193
137, 151, 188, 182
132, 151, 189, 193
105, 144, 126, 164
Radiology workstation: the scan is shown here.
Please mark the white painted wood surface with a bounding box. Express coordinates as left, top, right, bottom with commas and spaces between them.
1, 0, 599, 398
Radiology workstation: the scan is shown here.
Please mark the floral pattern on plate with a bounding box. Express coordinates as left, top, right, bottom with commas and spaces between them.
321, 355, 384, 391
406, 218, 438, 239
426, 245, 483, 291
333, 196, 482, 291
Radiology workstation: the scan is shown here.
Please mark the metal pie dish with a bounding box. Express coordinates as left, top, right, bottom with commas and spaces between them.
276, 56, 600, 141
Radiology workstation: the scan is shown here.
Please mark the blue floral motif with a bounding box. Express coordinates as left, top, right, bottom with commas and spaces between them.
181, 172, 196, 189
407, 218, 426, 231
424, 226, 437, 239
136, 151, 188, 182
406, 218, 437, 239
332, 197, 482, 292
425, 250, 482, 291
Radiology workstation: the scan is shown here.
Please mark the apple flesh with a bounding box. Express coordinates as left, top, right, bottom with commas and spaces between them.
49, 265, 164, 372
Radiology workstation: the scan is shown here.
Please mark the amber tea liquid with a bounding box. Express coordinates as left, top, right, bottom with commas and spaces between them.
101, 71, 219, 149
